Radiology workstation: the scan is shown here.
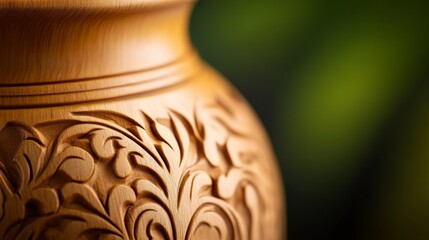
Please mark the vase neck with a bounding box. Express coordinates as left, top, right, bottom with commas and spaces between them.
0, 1, 195, 85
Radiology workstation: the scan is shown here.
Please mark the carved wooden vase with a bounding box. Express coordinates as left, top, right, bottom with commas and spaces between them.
0, 1, 285, 239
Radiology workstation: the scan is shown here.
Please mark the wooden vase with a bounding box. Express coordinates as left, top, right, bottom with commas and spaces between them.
0, 1, 285, 239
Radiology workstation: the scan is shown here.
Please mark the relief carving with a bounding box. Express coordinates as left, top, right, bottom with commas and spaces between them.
0, 1, 284, 239
0, 102, 275, 240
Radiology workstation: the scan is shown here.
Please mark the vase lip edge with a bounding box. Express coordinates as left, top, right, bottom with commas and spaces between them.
0, 0, 196, 10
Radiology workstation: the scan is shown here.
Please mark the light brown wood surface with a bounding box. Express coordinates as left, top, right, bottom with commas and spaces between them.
0, 0, 286, 239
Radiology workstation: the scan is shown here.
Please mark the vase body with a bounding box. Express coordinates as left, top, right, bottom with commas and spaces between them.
0, 1, 285, 239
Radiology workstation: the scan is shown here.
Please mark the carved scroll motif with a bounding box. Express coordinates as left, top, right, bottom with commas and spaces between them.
0, 103, 272, 240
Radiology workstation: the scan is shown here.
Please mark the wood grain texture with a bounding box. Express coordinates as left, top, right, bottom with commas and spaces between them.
0, 1, 286, 239
0, 0, 193, 9
0, 1, 193, 84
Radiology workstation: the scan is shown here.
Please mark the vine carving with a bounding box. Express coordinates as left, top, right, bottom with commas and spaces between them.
0, 104, 274, 240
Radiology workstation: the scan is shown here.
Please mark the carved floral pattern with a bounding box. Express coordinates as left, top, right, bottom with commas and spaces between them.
0, 102, 274, 240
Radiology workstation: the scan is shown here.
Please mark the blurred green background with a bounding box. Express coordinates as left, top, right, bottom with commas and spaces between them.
190, 0, 429, 239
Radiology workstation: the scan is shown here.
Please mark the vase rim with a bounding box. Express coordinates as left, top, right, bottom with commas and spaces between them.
0, 0, 195, 9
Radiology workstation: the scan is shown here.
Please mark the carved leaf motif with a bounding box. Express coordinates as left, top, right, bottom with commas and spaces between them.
217, 168, 244, 200
61, 183, 107, 217
169, 112, 192, 167
9, 154, 31, 192
188, 211, 228, 240
89, 129, 118, 161
112, 148, 133, 179
29, 187, 60, 215
0, 102, 275, 239
186, 201, 245, 240
134, 179, 168, 204
15, 140, 44, 180
244, 185, 261, 240
7, 139, 44, 192
73, 111, 144, 139
130, 202, 174, 240
57, 147, 95, 182
108, 185, 137, 235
